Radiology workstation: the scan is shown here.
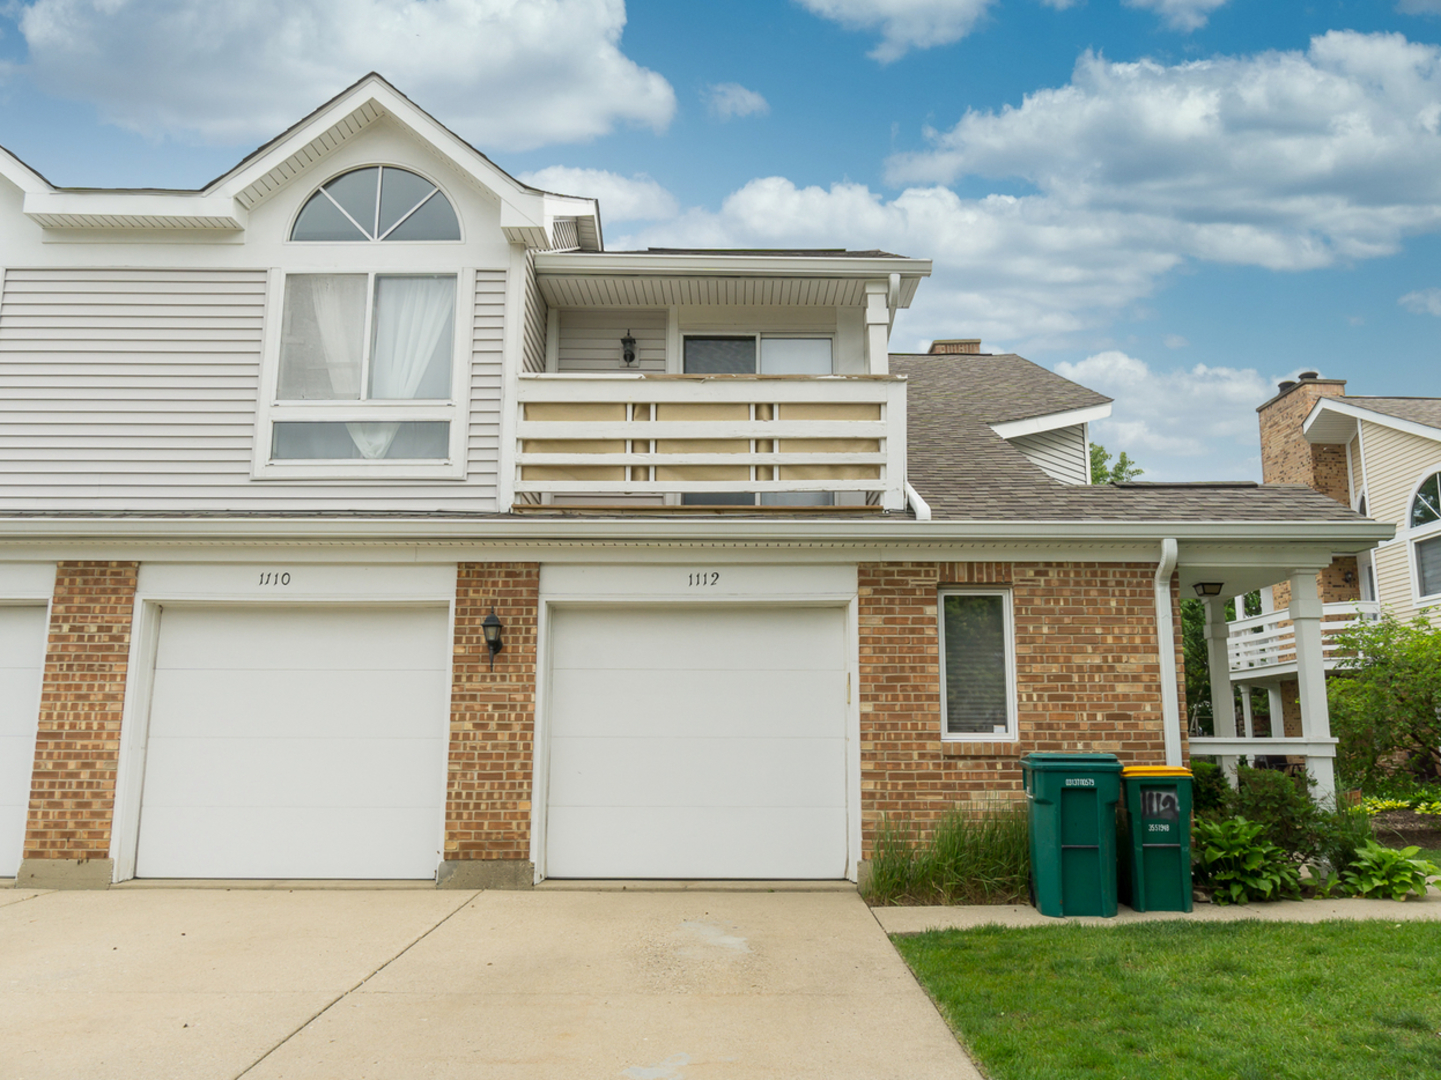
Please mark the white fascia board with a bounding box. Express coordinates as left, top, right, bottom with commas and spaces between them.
536, 251, 933, 287
0, 146, 52, 195
22, 190, 247, 230
0, 516, 1395, 547
1304, 398, 1441, 446
988, 403, 1112, 440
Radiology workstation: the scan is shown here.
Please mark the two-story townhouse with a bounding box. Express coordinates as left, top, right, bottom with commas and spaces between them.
1217, 375, 1438, 760
0, 76, 1390, 891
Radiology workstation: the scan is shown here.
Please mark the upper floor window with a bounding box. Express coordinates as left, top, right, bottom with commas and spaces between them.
684, 336, 833, 375
291, 166, 460, 242
1412, 472, 1440, 529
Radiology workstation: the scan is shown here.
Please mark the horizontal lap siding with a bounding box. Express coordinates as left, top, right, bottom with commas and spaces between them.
1008, 425, 1087, 485
558, 309, 666, 372
522, 252, 546, 374
0, 267, 503, 510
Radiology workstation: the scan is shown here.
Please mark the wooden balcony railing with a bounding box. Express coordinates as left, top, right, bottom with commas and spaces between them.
513, 373, 907, 508
1226, 600, 1379, 676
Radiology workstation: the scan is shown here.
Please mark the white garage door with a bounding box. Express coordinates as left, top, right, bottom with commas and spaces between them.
0, 606, 48, 878
136, 604, 450, 879
546, 605, 849, 879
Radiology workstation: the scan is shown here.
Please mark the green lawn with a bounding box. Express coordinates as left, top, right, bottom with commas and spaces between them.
895, 919, 1441, 1080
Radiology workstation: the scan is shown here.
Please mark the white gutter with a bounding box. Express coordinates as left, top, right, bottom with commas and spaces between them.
1154, 538, 1182, 768
905, 483, 931, 522
0, 517, 1393, 545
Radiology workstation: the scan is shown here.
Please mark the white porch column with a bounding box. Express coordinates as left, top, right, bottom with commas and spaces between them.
1288, 570, 1336, 803
1239, 683, 1255, 739
1204, 597, 1241, 781
863, 280, 890, 374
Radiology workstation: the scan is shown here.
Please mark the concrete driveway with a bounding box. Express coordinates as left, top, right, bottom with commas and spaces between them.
0, 884, 980, 1080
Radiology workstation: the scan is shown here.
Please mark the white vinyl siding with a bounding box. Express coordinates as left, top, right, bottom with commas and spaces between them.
522, 250, 547, 374
557, 309, 666, 372
1359, 420, 1441, 622
0, 605, 47, 877
1008, 424, 1088, 485
0, 267, 506, 510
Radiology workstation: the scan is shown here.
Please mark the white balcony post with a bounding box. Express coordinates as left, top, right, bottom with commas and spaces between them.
864, 281, 890, 375
1288, 571, 1336, 803
1239, 683, 1255, 739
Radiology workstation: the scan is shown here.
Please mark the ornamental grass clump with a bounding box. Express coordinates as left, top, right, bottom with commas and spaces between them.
865, 804, 1029, 906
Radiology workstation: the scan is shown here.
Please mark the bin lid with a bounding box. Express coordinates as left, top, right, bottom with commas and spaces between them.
1122, 765, 1193, 778
1023, 753, 1122, 771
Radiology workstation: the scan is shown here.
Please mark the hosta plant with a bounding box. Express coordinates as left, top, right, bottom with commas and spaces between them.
1341, 841, 1441, 901
1193, 817, 1302, 905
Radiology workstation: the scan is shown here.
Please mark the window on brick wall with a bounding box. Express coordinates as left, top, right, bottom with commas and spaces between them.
939, 590, 1017, 740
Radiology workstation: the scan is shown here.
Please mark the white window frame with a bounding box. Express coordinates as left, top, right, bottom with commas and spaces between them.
938, 588, 1019, 743
253, 266, 474, 480
680, 333, 837, 374
287, 164, 466, 246
1405, 466, 1441, 605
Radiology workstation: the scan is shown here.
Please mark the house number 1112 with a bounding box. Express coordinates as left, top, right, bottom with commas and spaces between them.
688, 572, 720, 587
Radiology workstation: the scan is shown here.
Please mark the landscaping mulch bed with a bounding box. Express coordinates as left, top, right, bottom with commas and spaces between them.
1370, 810, 1441, 851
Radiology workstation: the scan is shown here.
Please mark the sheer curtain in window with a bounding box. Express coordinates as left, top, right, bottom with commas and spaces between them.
348, 276, 456, 459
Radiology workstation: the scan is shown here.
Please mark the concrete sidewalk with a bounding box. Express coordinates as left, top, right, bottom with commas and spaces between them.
874, 891, 1441, 934
0, 886, 980, 1080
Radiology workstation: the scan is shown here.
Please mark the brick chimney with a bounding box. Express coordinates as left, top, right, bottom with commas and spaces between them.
1257, 371, 1349, 504
929, 339, 981, 354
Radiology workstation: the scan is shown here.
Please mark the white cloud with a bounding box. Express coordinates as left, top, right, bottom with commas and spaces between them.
1122, 0, 1229, 32
1163, 334, 1188, 348
796, 0, 995, 63
706, 83, 769, 121
1040, 0, 1080, 8
517, 166, 678, 222
1055, 351, 1280, 479
13, 0, 675, 151
1399, 287, 1441, 315
1398, 0, 1441, 14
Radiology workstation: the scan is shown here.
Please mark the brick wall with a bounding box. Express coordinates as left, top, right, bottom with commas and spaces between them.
444, 562, 539, 862
1258, 379, 1347, 489
857, 560, 1184, 854
23, 561, 138, 861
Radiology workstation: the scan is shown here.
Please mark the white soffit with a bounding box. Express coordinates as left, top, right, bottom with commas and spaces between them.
988, 403, 1112, 440
1304, 398, 1441, 446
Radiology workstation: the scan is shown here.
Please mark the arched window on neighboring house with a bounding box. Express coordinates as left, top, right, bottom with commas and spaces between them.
290, 166, 461, 242
1412, 471, 1441, 599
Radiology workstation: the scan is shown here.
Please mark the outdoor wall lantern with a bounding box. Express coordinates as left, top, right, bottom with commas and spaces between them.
621, 331, 637, 366
482, 607, 504, 670
1192, 582, 1225, 597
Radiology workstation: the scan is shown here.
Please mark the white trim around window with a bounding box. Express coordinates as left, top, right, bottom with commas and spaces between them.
1410, 522, 1441, 605
681, 333, 837, 375
938, 588, 1019, 742
253, 267, 475, 480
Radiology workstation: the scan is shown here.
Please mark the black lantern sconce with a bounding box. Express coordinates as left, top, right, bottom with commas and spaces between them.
621, 331, 637, 366
482, 606, 504, 671
1343, 570, 1356, 585
1192, 582, 1225, 597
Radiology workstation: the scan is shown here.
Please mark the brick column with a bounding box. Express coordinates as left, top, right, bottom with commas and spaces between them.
19, 561, 139, 889
439, 562, 539, 889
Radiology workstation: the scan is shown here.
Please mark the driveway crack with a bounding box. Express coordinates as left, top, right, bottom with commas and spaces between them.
232, 890, 480, 1079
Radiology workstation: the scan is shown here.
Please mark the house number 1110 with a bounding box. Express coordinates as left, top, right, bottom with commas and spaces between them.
688, 572, 720, 587
258, 572, 292, 586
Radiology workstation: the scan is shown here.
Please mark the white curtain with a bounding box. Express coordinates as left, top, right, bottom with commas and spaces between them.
347, 276, 455, 459
308, 276, 366, 398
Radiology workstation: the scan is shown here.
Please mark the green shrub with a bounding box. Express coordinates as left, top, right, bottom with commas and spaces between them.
1314, 805, 1376, 878
865, 805, 1030, 906
1193, 817, 1301, 905
1228, 766, 1323, 860
1341, 841, 1441, 901
1190, 760, 1231, 818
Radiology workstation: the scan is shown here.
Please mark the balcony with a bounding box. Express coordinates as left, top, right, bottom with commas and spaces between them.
1226, 600, 1379, 681
512, 373, 907, 509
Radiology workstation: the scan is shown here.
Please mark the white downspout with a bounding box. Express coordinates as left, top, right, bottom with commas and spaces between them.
1154, 538, 1183, 767
905, 482, 931, 521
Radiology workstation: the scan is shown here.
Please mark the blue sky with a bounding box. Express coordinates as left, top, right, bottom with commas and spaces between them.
2, 0, 1439, 481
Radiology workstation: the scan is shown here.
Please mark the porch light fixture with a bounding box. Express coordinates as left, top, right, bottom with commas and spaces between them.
621, 331, 637, 366
1192, 582, 1225, 597
482, 607, 504, 670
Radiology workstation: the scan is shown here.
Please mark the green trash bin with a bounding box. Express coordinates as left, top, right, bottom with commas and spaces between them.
1021, 753, 1122, 918
1118, 766, 1194, 912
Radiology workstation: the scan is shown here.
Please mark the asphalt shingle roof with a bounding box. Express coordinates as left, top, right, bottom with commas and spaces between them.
1343, 396, 1441, 432
896, 353, 1371, 524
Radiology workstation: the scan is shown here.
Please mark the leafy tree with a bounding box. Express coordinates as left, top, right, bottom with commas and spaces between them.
1089, 442, 1144, 484
1328, 610, 1441, 785
1182, 592, 1266, 736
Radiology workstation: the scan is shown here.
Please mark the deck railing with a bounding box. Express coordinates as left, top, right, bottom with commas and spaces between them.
1226, 600, 1379, 676
513, 372, 908, 508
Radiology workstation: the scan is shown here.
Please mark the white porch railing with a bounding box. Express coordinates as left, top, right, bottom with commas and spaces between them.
1226, 600, 1379, 676
513, 373, 908, 508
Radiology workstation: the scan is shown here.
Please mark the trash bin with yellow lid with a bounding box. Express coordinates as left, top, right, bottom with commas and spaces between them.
1118, 764, 1194, 912
1022, 753, 1123, 918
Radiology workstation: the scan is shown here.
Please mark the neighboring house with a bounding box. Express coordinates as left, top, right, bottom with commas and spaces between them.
0, 75, 1389, 890
1217, 375, 1438, 759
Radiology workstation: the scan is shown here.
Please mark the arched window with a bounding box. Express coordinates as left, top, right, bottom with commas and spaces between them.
1413, 472, 1441, 529
291, 166, 460, 242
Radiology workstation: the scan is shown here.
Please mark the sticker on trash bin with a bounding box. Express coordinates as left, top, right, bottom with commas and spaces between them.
1064, 778, 1095, 787
1141, 788, 1180, 821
